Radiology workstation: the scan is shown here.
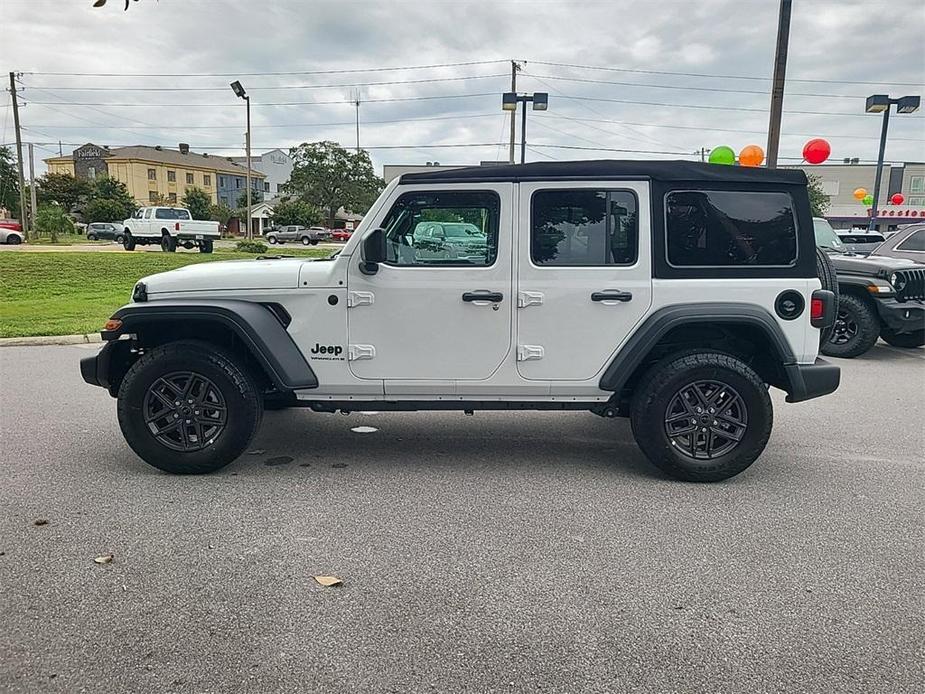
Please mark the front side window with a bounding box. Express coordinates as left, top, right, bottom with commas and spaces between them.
897, 229, 925, 252
380, 190, 499, 266
666, 190, 797, 267
531, 189, 638, 266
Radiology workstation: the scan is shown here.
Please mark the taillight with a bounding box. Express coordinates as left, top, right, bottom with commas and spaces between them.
175, 222, 181, 231
810, 298, 824, 321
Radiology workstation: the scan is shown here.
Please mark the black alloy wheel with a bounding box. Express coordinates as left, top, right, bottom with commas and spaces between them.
142, 372, 227, 452
664, 381, 747, 460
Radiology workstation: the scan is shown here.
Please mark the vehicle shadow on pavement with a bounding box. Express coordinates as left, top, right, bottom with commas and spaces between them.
850, 342, 925, 362
239, 409, 663, 480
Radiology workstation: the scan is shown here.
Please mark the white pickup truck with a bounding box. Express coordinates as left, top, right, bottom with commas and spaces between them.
122, 207, 220, 253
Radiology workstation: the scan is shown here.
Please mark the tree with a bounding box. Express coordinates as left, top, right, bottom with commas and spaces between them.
34, 204, 75, 243
84, 198, 130, 223
0, 146, 19, 219
286, 141, 384, 224
182, 187, 212, 219
36, 173, 91, 213
210, 203, 234, 226
807, 174, 830, 218
237, 189, 263, 208
88, 176, 137, 220
270, 199, 324, 227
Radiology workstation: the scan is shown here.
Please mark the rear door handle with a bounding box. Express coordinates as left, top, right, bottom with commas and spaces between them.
462, 291, 503, 303
591, 290, 633, 303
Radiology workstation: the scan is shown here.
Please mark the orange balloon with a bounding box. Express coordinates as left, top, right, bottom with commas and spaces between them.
738, 145, 765, 167
739, 145, 764, 166
853, 187, 868, 200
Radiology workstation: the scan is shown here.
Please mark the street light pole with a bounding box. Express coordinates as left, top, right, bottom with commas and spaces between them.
502, 92, 548, 165
520, 102, 528, 165
245, 94, 252, 240
864, 94, 920, 231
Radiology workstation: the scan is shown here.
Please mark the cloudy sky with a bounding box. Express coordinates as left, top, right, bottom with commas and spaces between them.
2, 0, 923, 175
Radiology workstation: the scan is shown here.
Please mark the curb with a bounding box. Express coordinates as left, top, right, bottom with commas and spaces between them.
0, 333, 102, 347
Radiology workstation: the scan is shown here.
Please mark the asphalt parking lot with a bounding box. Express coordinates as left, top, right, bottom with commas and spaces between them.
1, 343, 923, 693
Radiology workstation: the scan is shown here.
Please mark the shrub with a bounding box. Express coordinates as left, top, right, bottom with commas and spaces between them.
235, 240, 268, 254
34, 204, 76, 243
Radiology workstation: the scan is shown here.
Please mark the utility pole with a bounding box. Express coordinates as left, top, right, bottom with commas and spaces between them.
58, 140, 63, 156
766, 0, 792, 169
353, 89, 361, 153
9, 72, 29, 238
245, 96, 252, 240
508, 61, 521, 164
28, 143, 37, 231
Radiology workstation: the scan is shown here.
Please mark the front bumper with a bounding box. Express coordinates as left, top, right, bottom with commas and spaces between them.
80, 341, 115, 390
874, 299, 925, 334
784, 358, 841, 403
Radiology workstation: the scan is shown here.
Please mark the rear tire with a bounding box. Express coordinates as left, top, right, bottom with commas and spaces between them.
267, 236, 277, 244
117, 340, 263, 474
630, 351, 773, 482
301, 236, 311, 246
880, 328, 925, 348
821, 294, 880, 358
199, 239, 213, 254
815, 246, 839, 344
161, 234, 177, 252
123, 233, 136, 251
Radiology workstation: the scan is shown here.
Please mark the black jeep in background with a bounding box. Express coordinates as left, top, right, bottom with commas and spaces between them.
814, 218, 925, 357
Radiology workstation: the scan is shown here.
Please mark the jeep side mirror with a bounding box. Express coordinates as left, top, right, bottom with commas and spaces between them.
360, 228, 387, 275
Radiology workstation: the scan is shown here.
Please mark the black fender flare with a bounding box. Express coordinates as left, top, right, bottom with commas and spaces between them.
598, 303, 796, 393
99, 299, 317, 390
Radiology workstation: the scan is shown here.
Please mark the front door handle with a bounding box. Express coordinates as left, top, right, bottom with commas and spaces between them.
462, 291, 503, 303
591, 290, 633, 303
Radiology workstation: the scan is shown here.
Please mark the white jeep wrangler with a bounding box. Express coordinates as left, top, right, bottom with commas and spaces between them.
82, 161, 839, 482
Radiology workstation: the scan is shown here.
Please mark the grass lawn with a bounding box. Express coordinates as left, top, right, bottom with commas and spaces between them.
0, 249, 329, 338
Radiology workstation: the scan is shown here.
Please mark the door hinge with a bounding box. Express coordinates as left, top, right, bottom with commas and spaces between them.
517, 345, 544, 361
517, 291, 544, 308
348, 344, 376, 361
347, 291, 375, 308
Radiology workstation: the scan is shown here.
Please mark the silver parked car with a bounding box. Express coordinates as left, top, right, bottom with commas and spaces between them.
0, 225, 24, 245
836, 230, 886, 256
265, 225, 331, 245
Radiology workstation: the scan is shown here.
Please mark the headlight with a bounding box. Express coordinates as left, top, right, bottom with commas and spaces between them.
891, 273, 907, 292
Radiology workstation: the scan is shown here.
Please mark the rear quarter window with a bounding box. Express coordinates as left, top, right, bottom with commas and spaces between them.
666, 190, 797, 267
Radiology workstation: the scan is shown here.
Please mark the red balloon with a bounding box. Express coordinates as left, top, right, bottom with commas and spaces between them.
891, 193, 905, 205
802, 138, 831, 164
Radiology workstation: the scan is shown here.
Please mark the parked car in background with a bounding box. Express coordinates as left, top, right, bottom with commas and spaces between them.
122, 207, 220, 253
815, 218, 925, 355
265, 225, 332, 245
869, 224, 925, 265
411, 221, 490, 262
836, 230, 887, 255
332, 228, 353, 242
0, 220, 24, 245
86, 222, 124, 243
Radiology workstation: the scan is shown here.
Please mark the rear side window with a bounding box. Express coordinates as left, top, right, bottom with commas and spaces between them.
666, 190, 797, 267
897, 229, 925, 252
154, 208, 191, 220
531, 189, 638, 266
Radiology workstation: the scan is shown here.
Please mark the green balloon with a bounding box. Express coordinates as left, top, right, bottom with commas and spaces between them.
862, 194, 874, 206
708, 146, 736, 165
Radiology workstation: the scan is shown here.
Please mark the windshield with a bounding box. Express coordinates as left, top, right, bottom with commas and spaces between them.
813, 218, 845, 251
442, 223, 483, 238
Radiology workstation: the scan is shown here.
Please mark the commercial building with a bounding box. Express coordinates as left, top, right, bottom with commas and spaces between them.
787, 161, 925, 231
44, 143, 266, 208
228, 148, 293, 197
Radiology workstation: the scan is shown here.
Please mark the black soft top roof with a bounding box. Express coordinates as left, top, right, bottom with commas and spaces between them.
399, 159, 808, 186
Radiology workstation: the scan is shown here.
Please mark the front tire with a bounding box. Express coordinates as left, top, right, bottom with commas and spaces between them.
880, 328, 925, 348
821, 294, 880, 358
87, 233, 97, 241
630, 351, 773, 482
117, 341, 262, 474
7, 234, 22, 245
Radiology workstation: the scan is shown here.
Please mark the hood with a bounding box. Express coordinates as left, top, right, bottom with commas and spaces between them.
828, 252, 917, 278
142, 257, 307, 295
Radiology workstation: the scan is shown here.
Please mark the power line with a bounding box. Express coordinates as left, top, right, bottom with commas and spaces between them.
22, 59, 510, 78
24, 92, 498, 108
27, 73, 508, 92
521, 72, 867, 99
527, 59, 925, 87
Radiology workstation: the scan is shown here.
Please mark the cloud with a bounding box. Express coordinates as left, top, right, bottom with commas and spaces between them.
2, 0, 923, 174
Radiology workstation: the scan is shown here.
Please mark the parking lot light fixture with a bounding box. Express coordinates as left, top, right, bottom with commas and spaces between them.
230, 81, 252, 239
501, 92, 550, 164
865, 94, 921, 231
